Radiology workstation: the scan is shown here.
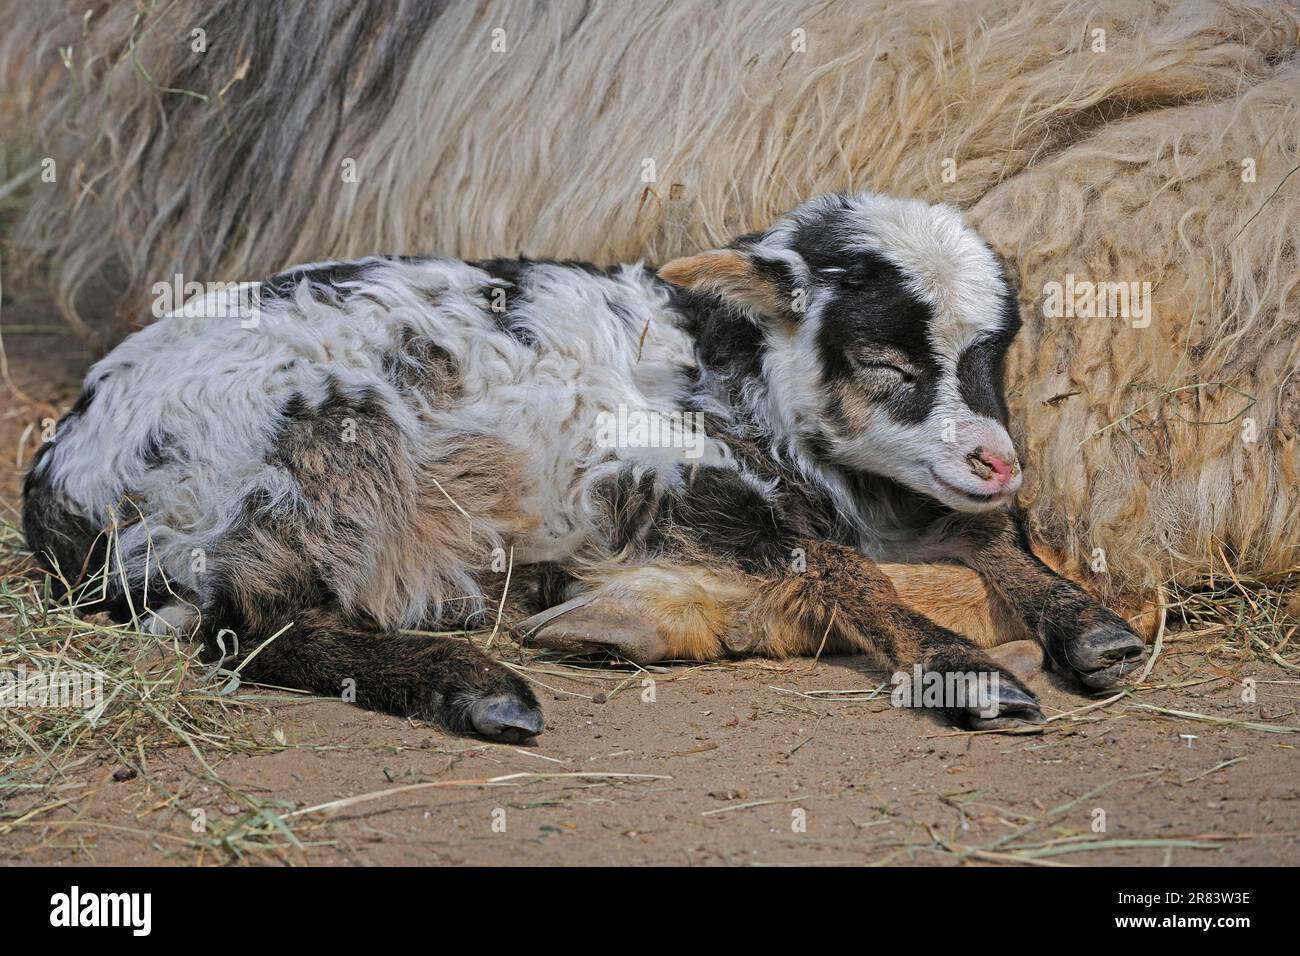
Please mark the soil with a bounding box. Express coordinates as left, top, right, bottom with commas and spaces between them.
1, 309, 1297, 867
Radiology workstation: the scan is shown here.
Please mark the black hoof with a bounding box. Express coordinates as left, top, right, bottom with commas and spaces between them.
1066, 623, 1147, 689
470, 694, 545, 742
965, 677, 1045, 730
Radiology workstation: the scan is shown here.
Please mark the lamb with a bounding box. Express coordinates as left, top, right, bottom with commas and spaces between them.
22, 193, 1147, 740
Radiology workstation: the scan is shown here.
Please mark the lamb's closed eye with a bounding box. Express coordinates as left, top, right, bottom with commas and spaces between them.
849, 349, 921, 383
860, 361, 918, 384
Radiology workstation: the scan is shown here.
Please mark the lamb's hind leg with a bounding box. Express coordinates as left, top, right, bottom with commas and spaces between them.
524, 561, 1046, 687
197, 532, 544, 741
205, 607, 543, 742
522, 563, 752, 663
197, 545, 544, 741
196, 392, 545, 740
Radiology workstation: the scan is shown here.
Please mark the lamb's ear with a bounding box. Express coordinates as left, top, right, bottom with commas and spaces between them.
657, 248, 798, 320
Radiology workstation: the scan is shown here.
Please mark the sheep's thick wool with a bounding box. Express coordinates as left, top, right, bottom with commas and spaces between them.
3, 0, 1298, 607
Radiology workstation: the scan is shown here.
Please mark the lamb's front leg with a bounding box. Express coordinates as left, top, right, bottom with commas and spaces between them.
759, 540, 1045, 728
657, 467, 1044, 728
952, 512, 1148, 689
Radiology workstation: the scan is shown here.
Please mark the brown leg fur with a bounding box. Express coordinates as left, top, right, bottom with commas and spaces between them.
745, 540, 1043, 726
952, 518, 1149, 688
525, 544, 1157, 667
880, 550, 1161, 649
523, 564, 752, 661
526, 542, 1043, 728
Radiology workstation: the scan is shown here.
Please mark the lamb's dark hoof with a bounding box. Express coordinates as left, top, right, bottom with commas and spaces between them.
1067, 623, 1147, 689
470, 694, 545, 742
965, 678, 1045, 731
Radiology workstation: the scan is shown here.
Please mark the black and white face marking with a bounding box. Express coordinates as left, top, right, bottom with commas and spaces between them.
741, 194, 1024, 513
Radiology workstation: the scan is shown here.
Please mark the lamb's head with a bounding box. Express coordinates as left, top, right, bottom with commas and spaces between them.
659, 192, 1023, 514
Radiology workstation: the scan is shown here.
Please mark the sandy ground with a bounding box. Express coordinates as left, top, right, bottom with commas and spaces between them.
1, 308, 1297, 867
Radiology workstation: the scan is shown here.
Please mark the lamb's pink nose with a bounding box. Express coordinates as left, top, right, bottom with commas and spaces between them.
977, 449, 1018, 485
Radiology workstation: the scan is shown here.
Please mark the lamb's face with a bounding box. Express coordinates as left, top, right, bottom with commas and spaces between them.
782, 195, 1022, 512
660, 193, 1023, 514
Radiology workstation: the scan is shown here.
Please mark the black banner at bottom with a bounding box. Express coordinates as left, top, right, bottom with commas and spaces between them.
0, 865, 1271, 942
